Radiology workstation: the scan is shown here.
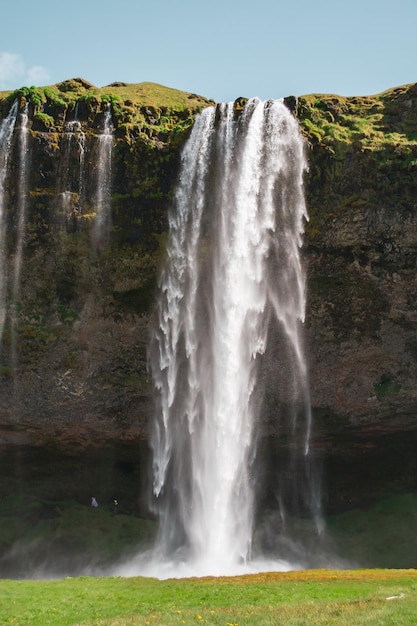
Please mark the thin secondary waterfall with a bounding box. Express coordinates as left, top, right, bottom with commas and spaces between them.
0, 100, 18, 350
92, 103, 113, 247
76, 122, 86, 212
10, 103, 29, 375
144, 98, 320, 577
12, 103, 29, 298
58, 106, 86, 220
67, 106, 86, 213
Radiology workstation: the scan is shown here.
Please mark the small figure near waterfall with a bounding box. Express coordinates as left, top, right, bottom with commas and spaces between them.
91, 496, 98, 508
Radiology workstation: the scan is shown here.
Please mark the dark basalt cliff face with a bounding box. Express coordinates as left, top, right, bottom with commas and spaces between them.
297, 85, 417, 509
0, 78, 416, 515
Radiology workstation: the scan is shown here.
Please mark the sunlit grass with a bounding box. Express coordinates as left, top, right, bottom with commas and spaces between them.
0, 79, 213, 149
2, 569, 417, 625
96, 82, 213, 109
299, 83, 417, 154
0, 79, 212, 110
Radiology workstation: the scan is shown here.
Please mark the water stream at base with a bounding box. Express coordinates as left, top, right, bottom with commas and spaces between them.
118, 99, 324, 578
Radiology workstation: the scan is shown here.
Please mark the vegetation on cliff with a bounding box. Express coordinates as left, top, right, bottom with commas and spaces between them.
296, 83, 417, 245
0, 77, 213, 144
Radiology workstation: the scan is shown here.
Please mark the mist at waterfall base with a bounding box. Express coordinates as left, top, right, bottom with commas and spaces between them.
115, 98, 332, 579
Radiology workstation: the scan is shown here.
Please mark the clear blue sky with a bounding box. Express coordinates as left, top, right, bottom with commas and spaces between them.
1, 0, 415, 102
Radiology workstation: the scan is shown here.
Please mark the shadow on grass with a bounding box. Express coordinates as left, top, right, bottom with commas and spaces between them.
0, 497, 156, 578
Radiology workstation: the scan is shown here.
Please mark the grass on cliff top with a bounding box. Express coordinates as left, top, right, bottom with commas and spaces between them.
0, 77, 213, 111
0, 77, 214, 144
103, 81, 214, 109
1, 569, 417, 625
298, 82, 417, 153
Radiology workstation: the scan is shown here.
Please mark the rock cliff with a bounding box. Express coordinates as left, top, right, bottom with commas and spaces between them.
0, 78, 416, 516
297, 85, 417, 509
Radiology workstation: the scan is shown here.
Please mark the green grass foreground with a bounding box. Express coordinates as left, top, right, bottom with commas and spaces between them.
2, 569, 417, 625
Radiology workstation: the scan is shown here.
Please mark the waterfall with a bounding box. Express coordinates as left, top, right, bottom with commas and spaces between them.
92, 103, 113, 247
10, 103, 30, 375
0, 101, 18, 349
143, 98, 321, 578
12, 103, 29, 298
67, 108, 86, 214
58, 105, 86, 222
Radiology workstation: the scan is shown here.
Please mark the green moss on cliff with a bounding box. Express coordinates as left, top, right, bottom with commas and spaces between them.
298, 84, 417, 154
297, 83, 417, 250
0, 78, 213, 149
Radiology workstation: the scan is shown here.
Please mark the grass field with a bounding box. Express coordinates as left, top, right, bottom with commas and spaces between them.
2, 569, 417, 625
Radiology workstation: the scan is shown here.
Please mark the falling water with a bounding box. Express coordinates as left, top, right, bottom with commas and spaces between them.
58, 106, 86, 221
92, 104, 113, 247
67, 110, 86, 213
10, 103, 30, 376
0, 101, 18, 349
12, 103, 29, 298
140, 98, 321, 578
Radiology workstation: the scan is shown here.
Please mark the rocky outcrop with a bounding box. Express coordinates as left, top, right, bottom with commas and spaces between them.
0, 79, 416, 514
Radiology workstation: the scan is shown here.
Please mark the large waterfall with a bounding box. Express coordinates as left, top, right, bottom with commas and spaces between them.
140, 98, 322, 578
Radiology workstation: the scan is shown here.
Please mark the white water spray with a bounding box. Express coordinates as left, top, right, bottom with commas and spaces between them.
92, 104, 113, 247
0, 101, 18, 349
130, 98, 323, 579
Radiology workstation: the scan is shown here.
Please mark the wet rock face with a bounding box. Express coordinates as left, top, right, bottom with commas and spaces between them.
0, 81, 417, 511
